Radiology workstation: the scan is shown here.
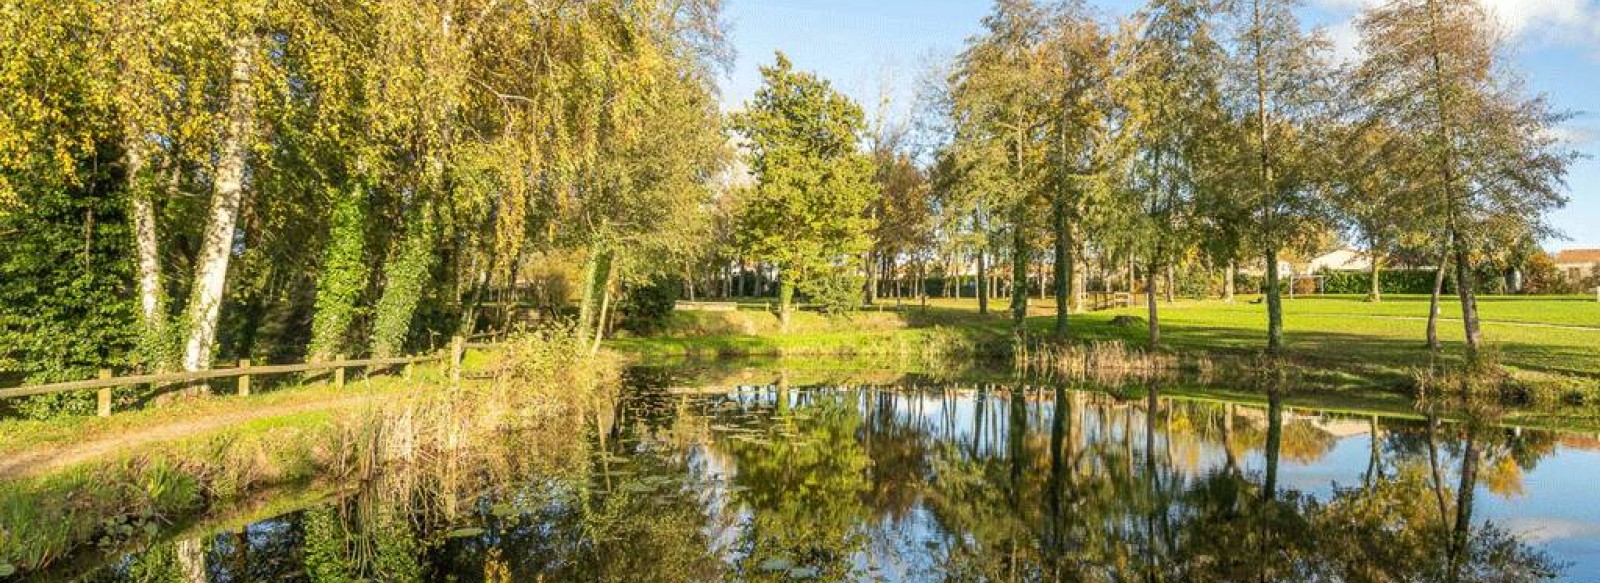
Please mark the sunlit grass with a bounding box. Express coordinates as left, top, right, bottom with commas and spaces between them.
617, 295, 1600, 391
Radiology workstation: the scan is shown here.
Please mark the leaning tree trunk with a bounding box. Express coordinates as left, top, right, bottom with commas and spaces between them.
1450, 227, 1485, 363
181, 35, 257, 378
1427, 246, 1450, 352
371, 213, 434, 357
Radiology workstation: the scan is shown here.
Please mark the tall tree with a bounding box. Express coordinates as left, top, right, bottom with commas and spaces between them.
731, 53, 877, 330
1224, 0, 1330, 354
1128, 0, 1228, 349
1354, 0, 1573, 362
951, 0, 1054, 338
1039, 4, 1131, 339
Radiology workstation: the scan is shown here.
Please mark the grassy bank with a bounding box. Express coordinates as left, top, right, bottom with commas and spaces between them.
0, 331, 617, 576
611, 294, 1600, 395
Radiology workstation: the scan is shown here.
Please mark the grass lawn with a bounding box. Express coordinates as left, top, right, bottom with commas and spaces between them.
611, 294, 1600, 391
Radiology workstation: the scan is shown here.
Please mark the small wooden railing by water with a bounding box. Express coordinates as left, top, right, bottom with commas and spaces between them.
0, 332, 503, 418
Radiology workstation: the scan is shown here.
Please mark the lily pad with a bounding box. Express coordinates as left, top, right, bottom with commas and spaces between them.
757, 557, 794, 572
0, 563, 16, 577
788, 566, 820, 579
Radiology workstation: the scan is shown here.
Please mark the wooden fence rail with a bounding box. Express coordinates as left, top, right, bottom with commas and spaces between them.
0, 332, 505, 417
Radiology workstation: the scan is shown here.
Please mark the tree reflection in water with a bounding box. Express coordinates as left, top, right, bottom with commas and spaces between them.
61, 371, 1568, 582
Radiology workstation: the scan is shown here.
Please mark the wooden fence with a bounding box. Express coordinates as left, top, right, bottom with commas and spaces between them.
0, 333, 503, 418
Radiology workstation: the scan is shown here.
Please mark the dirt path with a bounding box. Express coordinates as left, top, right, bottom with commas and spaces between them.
0, 392, 390, 481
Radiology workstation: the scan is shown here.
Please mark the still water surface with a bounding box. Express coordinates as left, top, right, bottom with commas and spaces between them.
53, 365, 1600, 582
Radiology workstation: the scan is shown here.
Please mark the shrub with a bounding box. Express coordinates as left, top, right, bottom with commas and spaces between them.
619, 276, 680, 334
799, 271, 863, 315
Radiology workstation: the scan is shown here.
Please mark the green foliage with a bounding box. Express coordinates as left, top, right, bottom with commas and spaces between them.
798, 270, 864, 316
370, 216, 434, 358
308, 186, 371, 360
0, 158, 137, 417
731, 53, 877, 312
1319, 269, 1452, 296
620, 276, 680, 334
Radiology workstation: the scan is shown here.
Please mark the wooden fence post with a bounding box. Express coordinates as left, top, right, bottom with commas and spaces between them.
97, 369, 112, 418
238, 359, 251, 396
334, 354, 347, 390
450, 336, 465, 388
403, 359, 415, 380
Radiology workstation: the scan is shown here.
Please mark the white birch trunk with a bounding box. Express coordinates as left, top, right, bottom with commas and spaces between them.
182, 36, 257, 374
127, 142, 165, 336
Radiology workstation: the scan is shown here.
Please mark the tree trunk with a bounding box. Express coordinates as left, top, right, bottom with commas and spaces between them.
1165, 264, 1176, 304
1368, 244, 1384, 303
371, 213, 435, 358
1265, 247, 1284, 354
779, 278, 794, 332
1011, 207, 1029, 337
577, 243, 613, 346
181, 36, 257, 378
1427, 248, 1449, 351
1146, 262, 1160, 350
865, 251, 878, 305
1223, 260, 1237, 303
1053, 194, 1071, 339
128, 143, 168, 368
977, 245, 990, 315
590, 287, 611, 356
1451, 229, 1484, 363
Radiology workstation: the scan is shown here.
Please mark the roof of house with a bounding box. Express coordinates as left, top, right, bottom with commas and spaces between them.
1555, 249, 1600, 265
1306, 248, 1372, 272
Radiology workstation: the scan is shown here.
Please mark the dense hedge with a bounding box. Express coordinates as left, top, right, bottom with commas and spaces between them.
1318, 269, 1452, 295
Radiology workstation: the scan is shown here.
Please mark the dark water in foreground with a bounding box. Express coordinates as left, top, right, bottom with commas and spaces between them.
44, 365, 1600, 582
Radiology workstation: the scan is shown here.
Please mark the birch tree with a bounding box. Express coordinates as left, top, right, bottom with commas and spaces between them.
1353, 0, 1574, 362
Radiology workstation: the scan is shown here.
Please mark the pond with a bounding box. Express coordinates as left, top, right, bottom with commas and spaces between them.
35, 362, 1600, 582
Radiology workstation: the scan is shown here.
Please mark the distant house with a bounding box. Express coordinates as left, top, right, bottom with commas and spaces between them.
1554, 249, 1600, 282
1305, 248, 1372, 273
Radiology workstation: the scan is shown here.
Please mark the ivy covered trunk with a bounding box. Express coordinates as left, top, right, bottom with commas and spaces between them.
308, 186, 369, 362
371, 213, 434, 358
182, 35, 258, 377
577, 243, 614, 345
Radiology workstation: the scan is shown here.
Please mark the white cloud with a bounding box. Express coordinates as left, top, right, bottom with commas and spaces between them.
1314, 0, 1600, 55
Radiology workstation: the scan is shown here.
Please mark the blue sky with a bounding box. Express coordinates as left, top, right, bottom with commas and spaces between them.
716, 0, 1600, 250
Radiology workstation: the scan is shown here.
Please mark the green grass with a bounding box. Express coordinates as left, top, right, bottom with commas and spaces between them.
613, 294, 1600, 392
